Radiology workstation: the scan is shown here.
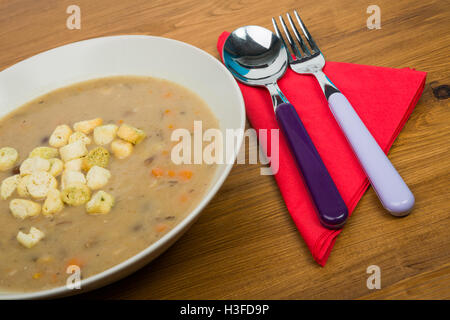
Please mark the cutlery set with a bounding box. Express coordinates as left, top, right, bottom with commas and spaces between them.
223, 10, 414, 229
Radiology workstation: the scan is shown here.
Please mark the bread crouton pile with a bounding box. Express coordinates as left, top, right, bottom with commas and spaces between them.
0, 118, 146, 248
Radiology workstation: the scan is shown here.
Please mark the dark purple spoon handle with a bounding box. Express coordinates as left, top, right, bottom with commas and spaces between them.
275, 103, 348, 229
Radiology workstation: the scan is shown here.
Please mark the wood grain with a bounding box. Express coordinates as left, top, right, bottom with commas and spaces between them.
0, 0, 448, 299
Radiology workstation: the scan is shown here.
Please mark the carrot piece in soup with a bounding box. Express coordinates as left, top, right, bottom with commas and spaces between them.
151, 168, 164, 177
155, 223, 168, 233
66, 257, 84, 268
179, 170, 193, 181
168, 170, 176, 177
180, 193, 189, 203
51, 274, 59, 283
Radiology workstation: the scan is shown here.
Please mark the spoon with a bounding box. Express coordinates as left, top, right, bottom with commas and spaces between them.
223, 26, 348, 229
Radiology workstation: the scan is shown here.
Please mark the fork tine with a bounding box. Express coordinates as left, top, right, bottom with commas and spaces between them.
278, 15, 303, 59
272, 17, 293, 63
286, 12, 311, 56
293, 10, 319, 53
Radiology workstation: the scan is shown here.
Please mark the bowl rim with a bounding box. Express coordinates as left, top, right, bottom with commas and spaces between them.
0, 34, 245, 299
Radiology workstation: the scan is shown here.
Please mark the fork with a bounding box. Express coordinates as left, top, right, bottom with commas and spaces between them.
272, 11, 415, 216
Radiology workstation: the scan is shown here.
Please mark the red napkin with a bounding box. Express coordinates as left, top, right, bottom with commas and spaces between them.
217, 32, 426, 266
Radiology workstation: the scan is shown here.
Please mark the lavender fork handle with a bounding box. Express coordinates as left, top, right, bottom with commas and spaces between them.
328, 92, 414, 216
276, 103, 348, 229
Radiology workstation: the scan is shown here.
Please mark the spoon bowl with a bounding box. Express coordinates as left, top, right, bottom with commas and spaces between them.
223, 25, 289, 87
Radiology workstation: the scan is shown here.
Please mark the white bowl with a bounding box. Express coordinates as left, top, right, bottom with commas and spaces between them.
0, 35, 245, 299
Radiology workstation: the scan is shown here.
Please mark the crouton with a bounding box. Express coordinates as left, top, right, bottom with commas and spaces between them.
82, 147, 110, 171
17, 175, 31, 197
0, 147, 19, 171
48, 158, 64, 177
61, 183, 91, 206
1, 175, 20, 200
111, 139, 133, 159
64, 158, 83, 172
117, 124, 146, 144
20, 157, 50, 176
86, 166, 111, 190
49, 124, 72, 148
61, 170, 86, 189
68, 131, 92, 145
59, 140, 88, 162
93, 124, 118, 145
42, 189, 64, 216
17, 227, 45, 248
26, 171, 58, 199
9, 199, 41, 219
86, 190, 114, 214
29, 146, 59, 159
73, 118, 103, 134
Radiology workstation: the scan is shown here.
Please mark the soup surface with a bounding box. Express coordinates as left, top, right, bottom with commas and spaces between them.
0, 76, 218, 292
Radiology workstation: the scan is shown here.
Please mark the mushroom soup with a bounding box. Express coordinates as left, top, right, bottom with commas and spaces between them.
0, 76, 218, 292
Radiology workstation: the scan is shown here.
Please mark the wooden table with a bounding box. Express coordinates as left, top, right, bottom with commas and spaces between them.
1, 0, 448, 299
